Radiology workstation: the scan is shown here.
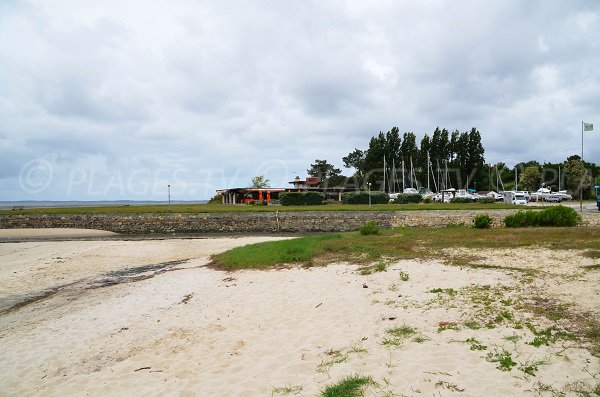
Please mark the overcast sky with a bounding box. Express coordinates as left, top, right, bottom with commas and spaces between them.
1, 0, 599, 200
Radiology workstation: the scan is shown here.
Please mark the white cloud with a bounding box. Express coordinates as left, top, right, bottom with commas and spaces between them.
0, 0, 599, 200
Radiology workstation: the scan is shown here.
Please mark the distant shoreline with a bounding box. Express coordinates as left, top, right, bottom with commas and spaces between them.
0, 200, 208, 209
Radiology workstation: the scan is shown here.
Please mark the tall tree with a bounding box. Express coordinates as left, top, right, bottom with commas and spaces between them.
400, 132, 417, 161
465, 128, 485, 189
342, 149, 366, 177
250, 175, 270, 188
520, 166, 542, 192
417, 134, 432, 189
307, 159, 342, 182
362, 132, 387, 189
399, 132, 418, 189
564, 159, 591, 193
384, 127, 402, 192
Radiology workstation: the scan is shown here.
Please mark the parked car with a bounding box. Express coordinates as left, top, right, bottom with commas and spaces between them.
544, 195, 562, 203
486, 191, 503, 201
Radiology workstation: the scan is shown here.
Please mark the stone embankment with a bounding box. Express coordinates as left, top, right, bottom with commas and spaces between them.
0, 210, 599, 234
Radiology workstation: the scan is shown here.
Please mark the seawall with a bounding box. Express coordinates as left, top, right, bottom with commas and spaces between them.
1, 210, 599, 234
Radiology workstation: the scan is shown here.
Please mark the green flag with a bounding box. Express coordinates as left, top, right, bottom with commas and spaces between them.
584, 122, 593, 131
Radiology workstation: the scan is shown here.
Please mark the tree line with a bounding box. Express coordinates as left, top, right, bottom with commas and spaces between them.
306, 126, 600, 197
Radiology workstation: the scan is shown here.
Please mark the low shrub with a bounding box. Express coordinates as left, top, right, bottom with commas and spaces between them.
536, 205, 581, 227
279, 191, 325, 206
504, 210, 539, 227
473, 214, 492, 229
358, 220, 381, 235
478, 196, 496, 204
207, 194, 223, 204
342, 191, 389, 204
504, 205, 581, 227
450, 196, 474, 203
394, 193, 422, 204
422, 196, 433, 204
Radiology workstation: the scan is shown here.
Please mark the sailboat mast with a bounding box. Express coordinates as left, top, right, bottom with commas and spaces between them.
430, 160, 438, 192
427, 151, 430, 191
383, 156, 386, 193
496, 165, 499, 191
392, 159, 396, 194
402, 159, 405, 192
445, 160, 449, 189
410, 156, 413, 188
496, 165, 505, 191
437, 159, 441, 191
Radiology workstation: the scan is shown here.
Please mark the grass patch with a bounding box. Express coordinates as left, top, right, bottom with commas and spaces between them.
320, 374, 377, 397
271, 385, 303, 395
438, 321, 459, 332
358, 220, 380, 235
582, 264, 600, 271
316, 350, 348, 373
465, 337, 487, 351
429, 288, 456, 296
210, 234, 340, 270
518, 358, 548, 377
382, 325, 426, 347
464, 320, 481, 330
358, 261, 387, 275
582, 250, 600, 259
487, 350, 517, 371
210, 227, 600, 270
526, 324, 577, 347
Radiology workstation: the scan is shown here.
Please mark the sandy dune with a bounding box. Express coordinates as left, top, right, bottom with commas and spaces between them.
0, 235, 599, 396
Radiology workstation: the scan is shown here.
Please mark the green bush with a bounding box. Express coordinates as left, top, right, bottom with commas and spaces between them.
450, 196, 474, 203
504, 206, 581, 227
536, 205, 581, 227
279, 191, 325, 206
394, 193, 422, 204
358, 220, 381, 235
207, 194, 223, 204
342, 191, 389, 204
504, 210, 539, 227
473, 214, 492, 229
422, 196, 433, 204
478, 196, 496, 204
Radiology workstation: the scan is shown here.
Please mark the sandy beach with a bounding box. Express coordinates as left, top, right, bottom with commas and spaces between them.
1, 229, 599, 396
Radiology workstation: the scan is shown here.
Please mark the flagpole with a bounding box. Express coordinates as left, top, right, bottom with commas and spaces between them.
581, 121, 583, 213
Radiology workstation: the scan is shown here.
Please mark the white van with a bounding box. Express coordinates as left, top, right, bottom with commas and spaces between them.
503, 191, 528, 205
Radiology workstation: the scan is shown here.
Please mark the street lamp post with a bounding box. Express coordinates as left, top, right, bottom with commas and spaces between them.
368, 182, 372, 208
168, 184, 171, 210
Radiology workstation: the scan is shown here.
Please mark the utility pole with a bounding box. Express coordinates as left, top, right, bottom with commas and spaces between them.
581, 122, 584, 212
168, 184, 171, 211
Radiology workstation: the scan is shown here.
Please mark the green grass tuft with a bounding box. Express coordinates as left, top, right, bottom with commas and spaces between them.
487, 350, 517, 371
211, 234, 340, 270
358, 221, 381, 235
320, 374, 377, 397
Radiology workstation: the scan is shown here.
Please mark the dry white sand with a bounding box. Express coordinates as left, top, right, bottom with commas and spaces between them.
0, 234, 599, 396
0, 228, 118, 239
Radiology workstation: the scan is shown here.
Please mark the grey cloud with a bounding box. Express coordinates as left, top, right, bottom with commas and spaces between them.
0, 0, 599, 200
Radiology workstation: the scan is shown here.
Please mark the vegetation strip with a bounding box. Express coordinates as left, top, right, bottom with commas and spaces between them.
210, 226, 600, 270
